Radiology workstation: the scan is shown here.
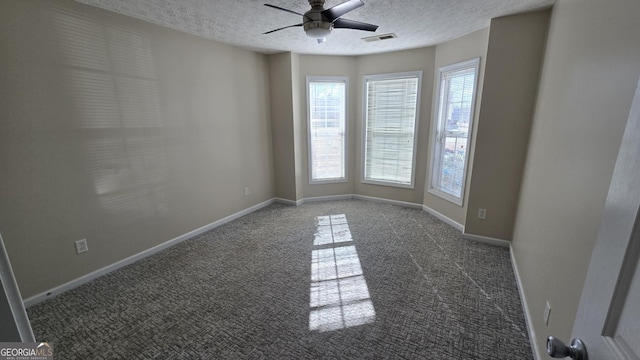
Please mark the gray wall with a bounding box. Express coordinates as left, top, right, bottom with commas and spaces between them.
0, 0, 274, 299
511, 0, 640, 356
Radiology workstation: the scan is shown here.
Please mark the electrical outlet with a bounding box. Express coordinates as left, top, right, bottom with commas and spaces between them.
244, 187, 249, 196
75, 239, 88, 254
478, 208, 487, 220
544, 301, 551, 326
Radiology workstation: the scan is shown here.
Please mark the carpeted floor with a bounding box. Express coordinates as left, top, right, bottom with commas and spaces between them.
27, 200, 533, 359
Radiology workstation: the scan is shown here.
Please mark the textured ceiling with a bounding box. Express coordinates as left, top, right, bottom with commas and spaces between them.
73, 0, 555, 55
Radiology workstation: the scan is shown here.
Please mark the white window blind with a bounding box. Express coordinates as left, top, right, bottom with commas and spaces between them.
307, 77, 347, 183
429, 58, 480, 205
363, 72, 421, 187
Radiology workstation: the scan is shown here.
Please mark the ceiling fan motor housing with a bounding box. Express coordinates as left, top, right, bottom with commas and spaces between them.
303, 1, 333, 38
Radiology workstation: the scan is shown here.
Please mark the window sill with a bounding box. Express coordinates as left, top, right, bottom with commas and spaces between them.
427, 188, 463, 206
310, 178, 348, 185
361, 179, 415, 190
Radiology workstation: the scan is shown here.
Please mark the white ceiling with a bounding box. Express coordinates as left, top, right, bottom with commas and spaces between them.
73, 0, 555, 56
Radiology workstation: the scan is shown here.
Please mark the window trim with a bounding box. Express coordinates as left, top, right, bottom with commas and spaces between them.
428, 58, 480, 206
361, 71, 422, 189
306, 76, 349, 185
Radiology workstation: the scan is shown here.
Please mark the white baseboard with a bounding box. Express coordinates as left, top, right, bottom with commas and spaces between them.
422, 205, 464, 232
23, 198, 276, 307
24, 195, 442, 306
510, 246, 540, 360
23, 195, 482, 310
276, 194, 423, 209
300, 194, 354, 204
353, 194, 423, 209
462, 233, 510, 248
273, 197, 300, 206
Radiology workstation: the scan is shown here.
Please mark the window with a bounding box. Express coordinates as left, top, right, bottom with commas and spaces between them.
429, 58, 480, 205
307, 77, 348, 183
362, 71, 422, 188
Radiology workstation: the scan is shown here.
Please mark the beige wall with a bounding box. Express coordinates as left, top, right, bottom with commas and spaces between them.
464, 11, 549, 240
291, 53, 305, 201
423, 28, 490, 225
511, 0, 640, 356
355, 47, 437, 205
268, 52, 297, 201
0, 0, 274, 298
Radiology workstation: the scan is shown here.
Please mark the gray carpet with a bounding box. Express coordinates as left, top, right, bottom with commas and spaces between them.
27, 200, 533, 359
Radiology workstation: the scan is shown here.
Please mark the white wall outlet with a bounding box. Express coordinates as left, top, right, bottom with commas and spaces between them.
478, 208, 487, 220
75, 239, 88, 254
544, 301, 551, 326
244, 187, 249, 196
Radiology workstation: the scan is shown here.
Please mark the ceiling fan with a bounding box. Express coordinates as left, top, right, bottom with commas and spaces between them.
263, 0, 379, 43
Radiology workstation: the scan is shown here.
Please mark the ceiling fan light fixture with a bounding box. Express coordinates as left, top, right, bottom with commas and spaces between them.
304, 21, 333, 39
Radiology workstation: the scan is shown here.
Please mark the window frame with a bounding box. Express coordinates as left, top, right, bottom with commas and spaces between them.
361, 71, 423, 189
306, 76, 349, 185
428, 58, 480, 206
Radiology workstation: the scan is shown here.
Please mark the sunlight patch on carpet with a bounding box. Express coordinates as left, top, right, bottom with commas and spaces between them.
309, 215, 375, 332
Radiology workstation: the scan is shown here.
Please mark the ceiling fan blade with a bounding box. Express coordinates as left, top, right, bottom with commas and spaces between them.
264, 4, 303, 17
322, 0, 364, 22
333, 18, 378, 32
263, 23, 303, 35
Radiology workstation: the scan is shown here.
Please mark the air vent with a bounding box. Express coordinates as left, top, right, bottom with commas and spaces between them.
361, 33, 397, 42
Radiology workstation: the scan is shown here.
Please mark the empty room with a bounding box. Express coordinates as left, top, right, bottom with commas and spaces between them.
1, 0, 639, 359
